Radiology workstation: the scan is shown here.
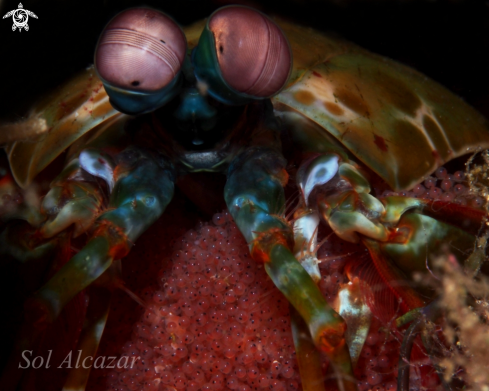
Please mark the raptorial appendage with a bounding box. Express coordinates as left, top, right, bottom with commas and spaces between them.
29, 147, 174, 326
225, 147, 357, 391
1, 147, 175, 391
292, 152, 484, 390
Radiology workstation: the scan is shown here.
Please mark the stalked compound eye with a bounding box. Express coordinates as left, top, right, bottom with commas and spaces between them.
193, 6, 292, 105
95, 8, 187, 115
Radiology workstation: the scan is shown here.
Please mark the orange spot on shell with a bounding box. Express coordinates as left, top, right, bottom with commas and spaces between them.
374, 134, 388, 152
294, 90, 315, 106
324, 102, 344, 116
334, 88, 369, 117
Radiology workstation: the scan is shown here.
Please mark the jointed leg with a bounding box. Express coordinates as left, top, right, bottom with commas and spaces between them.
225, 147, 357, 390
28, 147, 175, 328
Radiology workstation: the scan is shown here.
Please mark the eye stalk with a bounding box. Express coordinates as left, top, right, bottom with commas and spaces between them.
192, 6, 292, 105
95, 8, 187, 115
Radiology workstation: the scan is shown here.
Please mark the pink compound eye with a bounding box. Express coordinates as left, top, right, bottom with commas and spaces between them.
95, 8, 186, 92
208, 7, 292, 98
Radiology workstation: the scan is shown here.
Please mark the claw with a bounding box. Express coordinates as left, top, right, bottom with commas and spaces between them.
225, 147, 358, 390
337, 278, 372, 368
293, 209, 322, 282
294, 152, 484, 390
293, 205, 372, 368
337, 163, 370, 194
40, 158, 105, 238
297, 155, 390, 244
379, 213, 476, 274
297, 154, 339, 205
327, 209, 388, 243
27, 147, 175, 330
380, 196, 425, 224
2, 148, 174, 391
41, 185, 103, 238
79, 149, 116, 192
266, 243, 356, 389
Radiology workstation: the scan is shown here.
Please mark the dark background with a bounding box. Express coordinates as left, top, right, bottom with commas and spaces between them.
0, 0, 489, 121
